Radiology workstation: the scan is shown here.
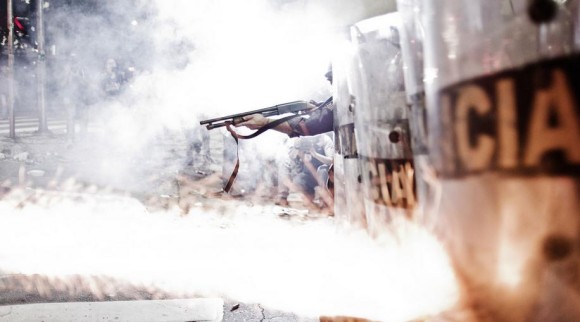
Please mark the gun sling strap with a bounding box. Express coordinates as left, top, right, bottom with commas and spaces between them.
222, 97, 332, 194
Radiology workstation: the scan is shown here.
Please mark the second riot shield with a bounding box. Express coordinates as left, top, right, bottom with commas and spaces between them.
350, 13, 416, 236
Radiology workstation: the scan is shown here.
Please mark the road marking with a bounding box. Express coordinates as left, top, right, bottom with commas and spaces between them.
0, 116, 67, 135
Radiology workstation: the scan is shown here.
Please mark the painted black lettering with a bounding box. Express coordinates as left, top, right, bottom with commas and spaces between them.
435, 54, 580, 177
454, 85, 495, 172
361, 157, 416, 209
524, 69, 580, 167
497, 79, 518, 169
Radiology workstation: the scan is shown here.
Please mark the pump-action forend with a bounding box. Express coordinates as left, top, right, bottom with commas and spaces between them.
199, 100, 310, 130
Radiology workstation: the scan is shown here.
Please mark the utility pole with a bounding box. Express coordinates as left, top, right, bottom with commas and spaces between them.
36, 0, 49, 134
7, 0, 15, 139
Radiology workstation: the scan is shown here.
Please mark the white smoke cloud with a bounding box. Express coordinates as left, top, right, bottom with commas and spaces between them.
146, 0, 337, 122
0, 193, 460, 321
43, 0, 341, 190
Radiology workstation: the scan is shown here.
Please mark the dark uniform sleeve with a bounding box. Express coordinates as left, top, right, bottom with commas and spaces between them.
287, 104, 334, 137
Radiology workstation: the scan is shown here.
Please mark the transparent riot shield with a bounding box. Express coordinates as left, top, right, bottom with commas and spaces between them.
397, 0, 435, 225
350, 13, 416, 237
332, 45, 366, 228
421, 0, 580, 320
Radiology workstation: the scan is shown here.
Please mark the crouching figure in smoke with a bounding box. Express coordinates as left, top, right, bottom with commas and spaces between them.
276, 135, 335, 211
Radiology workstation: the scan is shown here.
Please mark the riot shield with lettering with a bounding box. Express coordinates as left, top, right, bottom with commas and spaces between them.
332, 42, 366, 229
397, 0, 435, 226
422, 0, 580, 320
350, 13, 416, 237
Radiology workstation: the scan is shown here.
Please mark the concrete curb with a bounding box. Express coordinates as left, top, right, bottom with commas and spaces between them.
0, 298, 224, 322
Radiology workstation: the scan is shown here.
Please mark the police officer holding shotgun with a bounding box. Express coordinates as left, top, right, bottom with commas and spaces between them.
199, 66, 335, 200
235, 66, 335, 137
235, 67, 335, 211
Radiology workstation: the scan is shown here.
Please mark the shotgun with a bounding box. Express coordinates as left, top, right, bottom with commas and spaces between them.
199, 100, 311, 130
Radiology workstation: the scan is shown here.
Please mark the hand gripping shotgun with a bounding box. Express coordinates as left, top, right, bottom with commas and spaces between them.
198, 99, 329, 194
199, 100, 311, 130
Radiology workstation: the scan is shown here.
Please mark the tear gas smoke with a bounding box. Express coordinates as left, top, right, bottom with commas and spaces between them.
1, 1, 462, 321
45, 0, 341, 188
0, 189, 460, 321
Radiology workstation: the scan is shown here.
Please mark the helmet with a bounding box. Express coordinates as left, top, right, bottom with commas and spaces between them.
324, 65, 333, 83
